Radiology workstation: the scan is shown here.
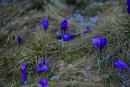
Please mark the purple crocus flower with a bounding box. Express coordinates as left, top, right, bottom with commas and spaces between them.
56, 34, 62, 40
61, 20, 68, 32
92, 35, 107, 51
127, 0, 130, 14
56, 33, 63, 40
63, 34, 70, 41
127, 7, 130, 14
37, 59, 49, 73
21, 63, 27, 73
39, 78, 48, 87
18, 36, 22, 45
84, 26, 92, 33
42, 18, 48, 31
68, 33, 75, 39
21, 73, 27, 84
114, 60, 129, 70
20, 63, 27, 84
127, 0, 130, 6
37, 65, 49, 73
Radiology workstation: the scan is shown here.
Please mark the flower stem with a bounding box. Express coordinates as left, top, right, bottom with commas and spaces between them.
97, 50, 102, 71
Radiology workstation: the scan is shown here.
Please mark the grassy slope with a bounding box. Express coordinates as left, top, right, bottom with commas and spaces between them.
0, 0, 130, 87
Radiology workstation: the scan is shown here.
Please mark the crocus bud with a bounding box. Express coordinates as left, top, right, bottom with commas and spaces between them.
61, 20, 68, 32
42, 18, 48, 31
20, 63, 27, 84
18, 36, 22, 45
114, 59, 129, 70
39, 78, 48, 87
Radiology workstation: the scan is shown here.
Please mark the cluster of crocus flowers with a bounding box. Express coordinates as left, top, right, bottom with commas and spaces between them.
36, 59, 49, 87
127, 0, 130, 14
41, 18, 76, 42
56, 33, 75, 41
20, 63, 27, 84
56, 20, 75, 41
36, 59, 49, 73
39, 78, 48, 87
114, 59, 130, 70
92, 35, 108, 52
42, 18, 49, 32
19, 59, 49, 86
